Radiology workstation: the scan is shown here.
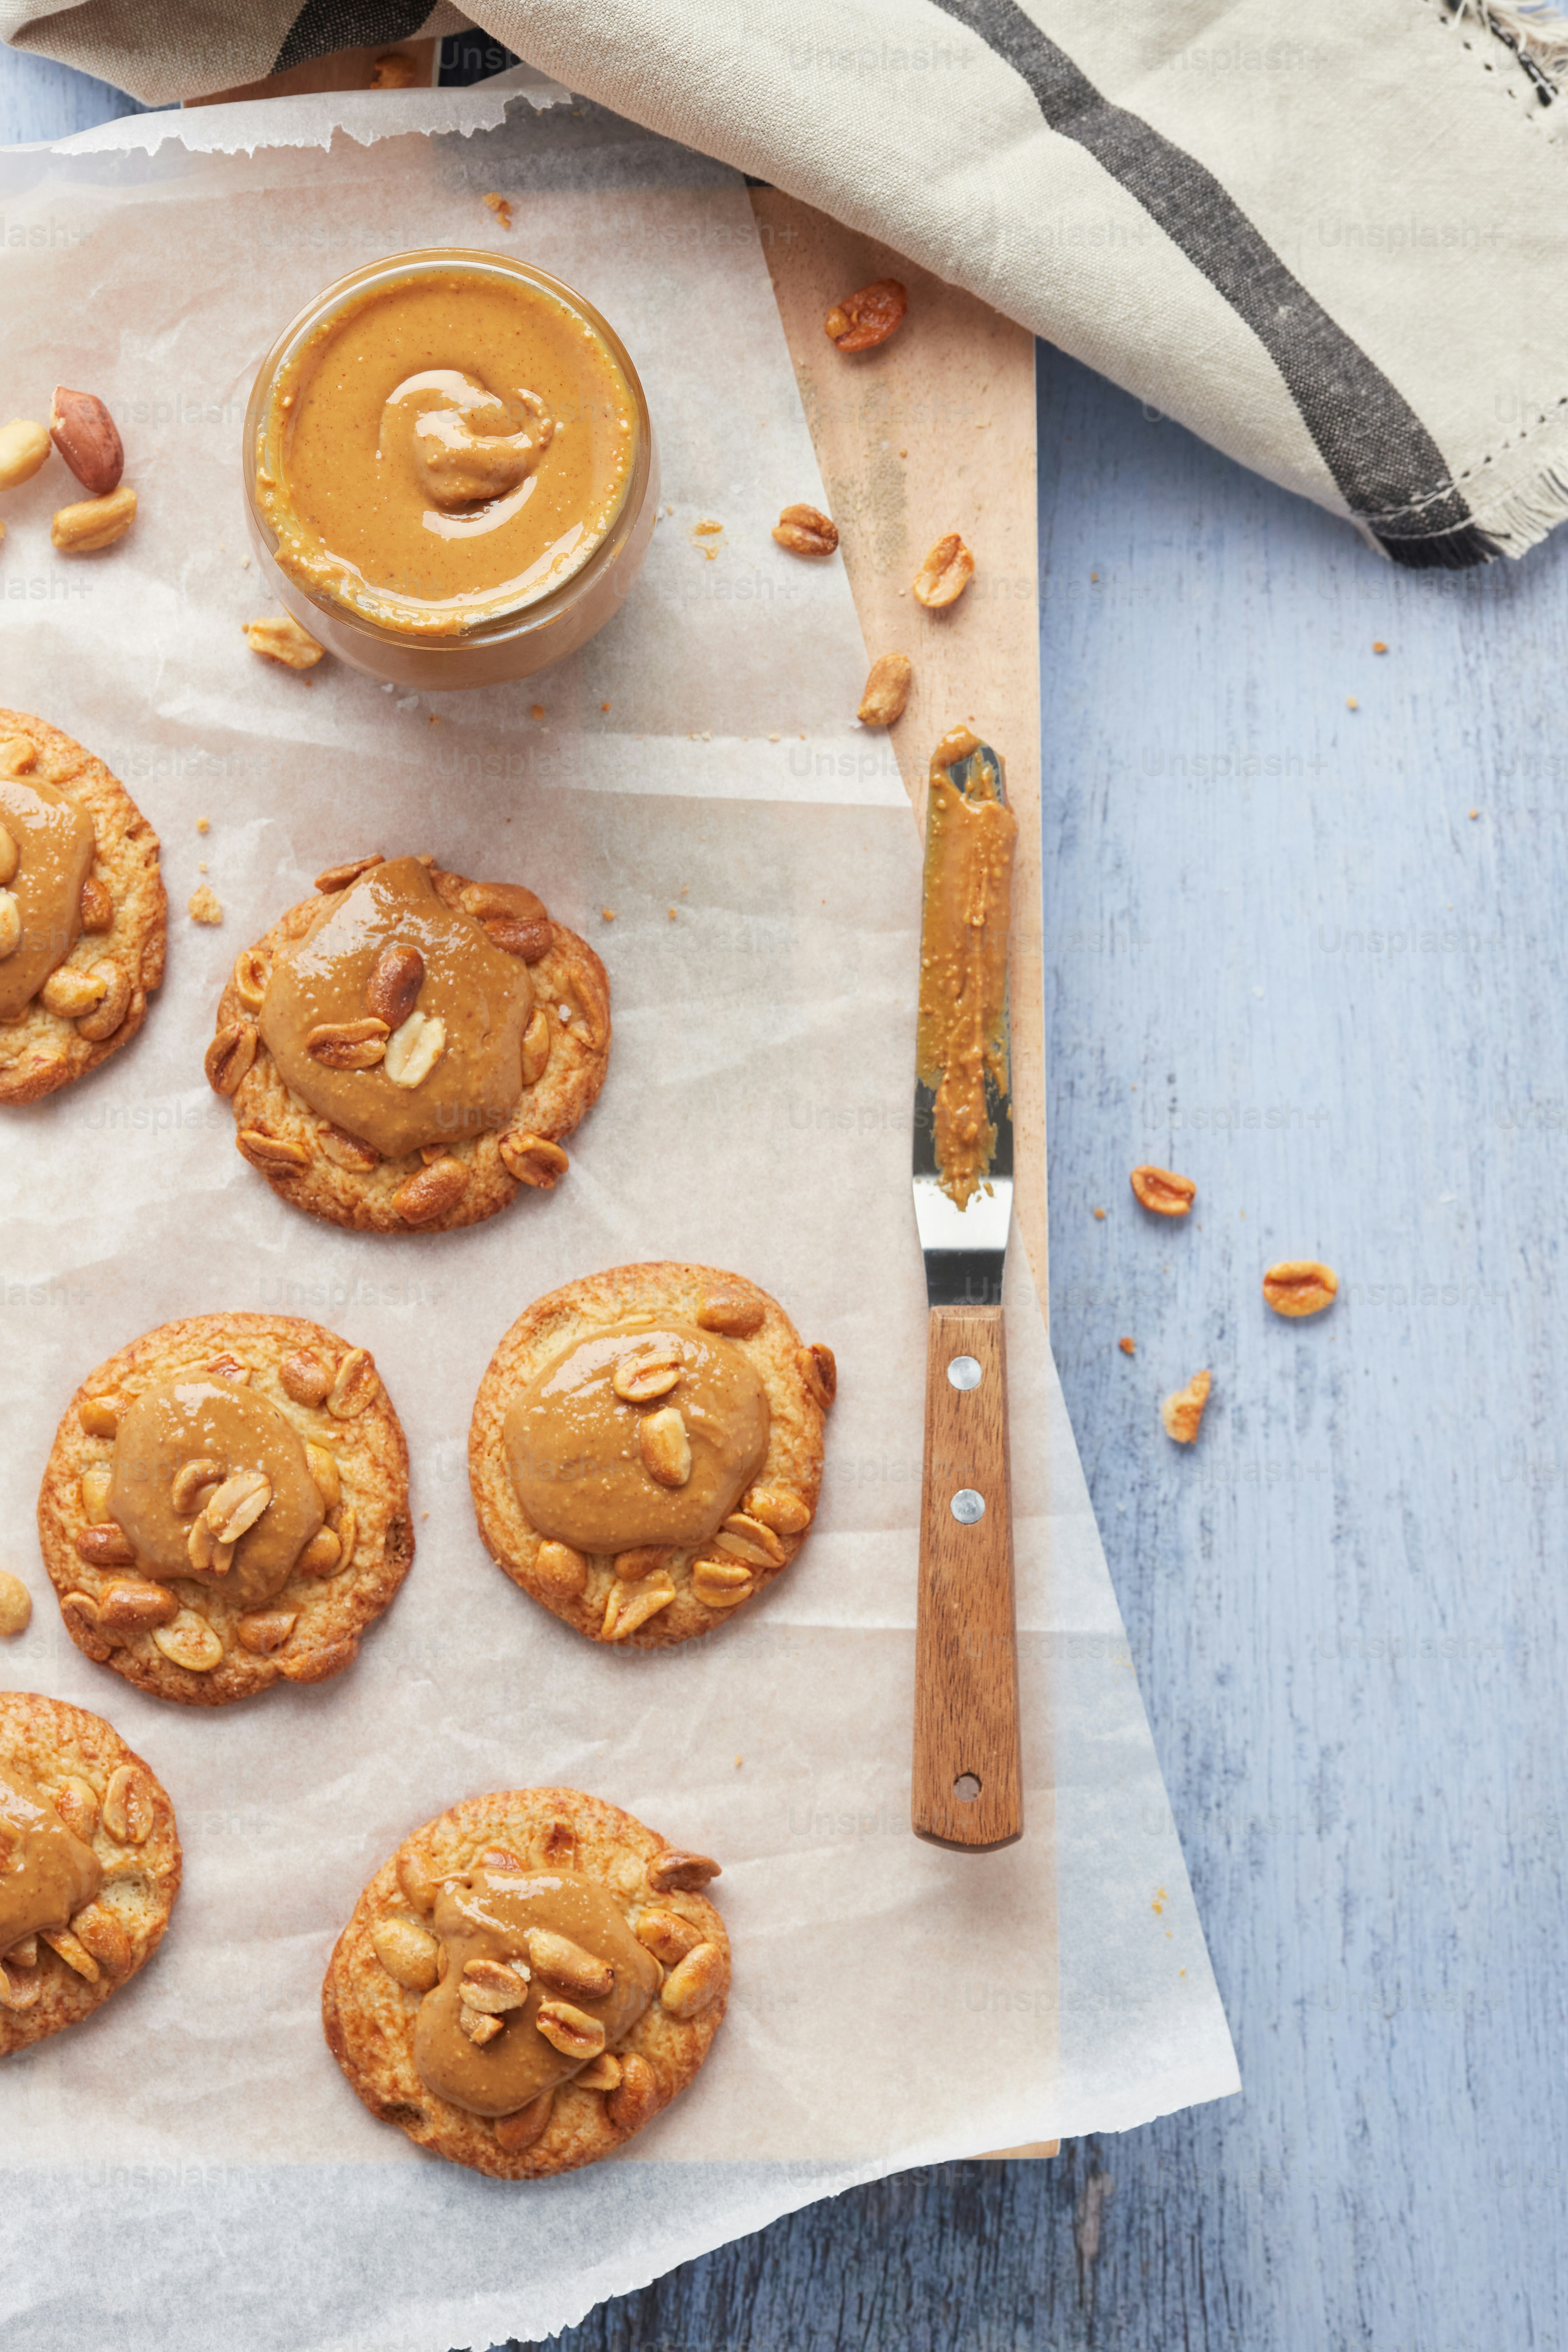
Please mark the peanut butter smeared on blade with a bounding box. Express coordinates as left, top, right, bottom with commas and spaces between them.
109, 1378, 324, 1610
916, 727, 1017, 1211
259, 856, 533, 1159
0, 776, 95, 1018
0, 1766, 103, 1955
414, 1864, 659, 2117
503, 1321, 769, 1554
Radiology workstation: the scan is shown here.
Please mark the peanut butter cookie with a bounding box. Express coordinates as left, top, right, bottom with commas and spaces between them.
0, 710, 165, 1105
1, 1690, 181, 2058
469, 1261, 833, 1647
322, 1788, 729, 2178
207, 850, 610, 1234
37, 1312, 413, 1706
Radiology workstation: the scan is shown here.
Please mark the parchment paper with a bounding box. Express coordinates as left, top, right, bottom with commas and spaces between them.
0, 94, 1237, 2350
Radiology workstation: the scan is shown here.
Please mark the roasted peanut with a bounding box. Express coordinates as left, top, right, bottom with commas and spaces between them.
296, 1527, 342, 1578
526, 1927, 612, 2001
714, 1512, 786, 1567
773, 502, 839, 557
205, 1468, 272, 1544
1262, 1260, 1339, 1317
601, 1578, 675, 1640
639, 1406, 691, 1488
520, 1005, 552, 1086
79, 875, 113, 932
152, 1610, 225, 1672
392, 1156, 469, 1225
1130, 1164, 1196, 1218
103, 1763, 155, 1845
304, 1440, 342, 1510
70, 1902, 132, 1977
858, 652, 912, 727
498, 1130, 568, 1188
912, 532, 974, 609
635, 1908, 703, 1966
330, 1504, 357, 1573
383, 1008, 445, 1087
327, 1346, 377, 1420
306, 1015, 388, 1070
691, 1558, 753, 1609
696, 1286, 764, 1339
799, 1342, 837, 1409
1160, 1369, 1212, 1445
317, 1121, 380, 1172
371, 1915, 440, 1992
78, 1393, 124, 1438
185, 1516, 233, 1575
612, 1347, 681, 1404
281, 1351, 332, 1406
0, 417, 50, 491
460, 2008, 503, 2045
0, 825, 16, 887
461, 1957, 531, 2014
73, 1522, 136, 1569
75, 964, 130, 1042
50, 388, 123, 496
535, 1998, 605, 2060
239, 1129, 310, 1173
648, 1850, 721, 1894
232, 945, 270, 1009
824, 278, 907, 351
314, 852, 383, 894
41, 1926, 99, 1982
52, 483, 136, 552
236, 1610, 297, 1654
244, 613, 324, 670
0, 891, 18, 960
535, 1539, 588, 1598
606, 2050, 662, 2133
51, 1777, 98, 1841
0, 1570, 31, 1636
39, 965, 107, 1020
614, 1544, 670, 1582
575, 2052, 622, 2092
205, 1022, 258, 1096
80, 1464, 114, 1522
743, 1486, 811, 1535
660, 1939, 726, 2018
365, 942, 424, 1028
170, 1457, 222, 1515
494, 2088, 555, 2149
98, 1580, 178, 1636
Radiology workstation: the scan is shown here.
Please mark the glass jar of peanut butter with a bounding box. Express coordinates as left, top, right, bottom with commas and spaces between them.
243, 250, 657, 688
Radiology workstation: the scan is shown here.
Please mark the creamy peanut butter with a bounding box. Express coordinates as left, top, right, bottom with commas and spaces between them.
503, 1321, 770, 1554
414, 1864, 658, 2118
0, 777, 95, 1017
916, 727, 1016, 1211
259, 856, 533, 1159
110, 1378, 323, 1610
0, 1765, 102, 1956
258, 265, 637, 638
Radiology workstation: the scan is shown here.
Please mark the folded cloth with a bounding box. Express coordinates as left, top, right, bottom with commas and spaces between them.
8, 0, 1568, 565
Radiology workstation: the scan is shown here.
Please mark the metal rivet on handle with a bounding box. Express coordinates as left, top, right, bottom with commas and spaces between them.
953, 1773, 982, 1803
950, 1488, 985, 1524
947, 1355, 982, 1390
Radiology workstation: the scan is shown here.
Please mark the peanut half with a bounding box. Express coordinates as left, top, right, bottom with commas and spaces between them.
912, 532, 975, 609
639, 1406, 691, 1489
244, 613, 324, 670
858, 653, 913, 727
1262, 1260, 1339, 1318
823, 278, 907, 351
1130, 1164, 1196, 1217
773, 503, 839, 557
0, 418, 50, 492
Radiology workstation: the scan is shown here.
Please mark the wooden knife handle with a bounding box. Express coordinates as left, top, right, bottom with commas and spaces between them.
912, 1302, 1023, 1850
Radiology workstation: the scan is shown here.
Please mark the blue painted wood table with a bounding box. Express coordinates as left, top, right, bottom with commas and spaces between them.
2, 43, 1562, 2352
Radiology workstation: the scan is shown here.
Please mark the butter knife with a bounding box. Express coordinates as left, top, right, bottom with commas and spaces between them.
910, 730, 1023, 1851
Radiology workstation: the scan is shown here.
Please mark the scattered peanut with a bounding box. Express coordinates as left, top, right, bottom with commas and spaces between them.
1262, 1260, 1339, 1318
520, 1005, 552, 1087
639, 1406, 691, 1489
858, 653, 913, 727
799, 1342, 837, 1410
383, 1007, 446, 1087
0, 417, 50, 491
0, 1570, 31, 1636
102, 1763, 155, 1845
535, 1539, 588, 1598
1161, 1369, 1212, 1446
772, 503, 839, 557
743, 1486, 811, 1535
648, 1850, 721, 1894
912, 532, 974, 609
635, 1909, 703, 1965
49, 388, 123, 497
691, 1558, 753, 1609
314, 852, 382, 894
204, 1022, 258, 1096
39, 966, 106, 1020
232, 945, 270, 1008
327, 1346, 377, 1420
365, 942, 424, 1029
696, 1286, 764, 1339
78, 876, 113, 932
526, 1927, 613, 2001
236, 1609, 297, 1653
152, 1610, 225, 1672
392, 1156, 469, 1224
601, 1578, 676, 1640
535, 1998, 605, 2059
239, 1128, 310, 1173
461, 1956, 532, 2014
660, 1940, 726, 2018
824, 278, 907, 351
97, 1580, 178, 1636
612, 1346, 682, 1404
306, 1015, 388, 1070
244, 613, 324, 669
51, 483, 136, 552
371, 1915, 440, 1992
76, 964, 131, 1041
1130, 1164, 1196, 1218
281, 1351, 332, 1406
498, 1130, 568, 1188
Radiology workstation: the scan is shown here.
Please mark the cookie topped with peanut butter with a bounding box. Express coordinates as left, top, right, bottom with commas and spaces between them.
208, 849, 610, 1235
256, 263, 638, 638
38, 1312, 414, 1706
322, 1788, 729, 2178
1, 1690, 181, 2058
470, 1262, 835, 1646
0, 710, 165, 1105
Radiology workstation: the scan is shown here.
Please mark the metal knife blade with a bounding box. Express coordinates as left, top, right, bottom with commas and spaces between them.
910, 734, 1022, 1852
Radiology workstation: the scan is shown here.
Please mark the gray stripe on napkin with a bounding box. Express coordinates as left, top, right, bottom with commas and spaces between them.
935, 0, 1494, 566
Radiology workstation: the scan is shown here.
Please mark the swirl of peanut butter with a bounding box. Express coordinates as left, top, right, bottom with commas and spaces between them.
380, 369, 555, 518
0, 777, 95, 1018
503, 1320, 770, 1554
414, 1863, 659, 2117
259, 857, 533, 1159
0, 1765, 103, 1956
109, 1378, 325, 1611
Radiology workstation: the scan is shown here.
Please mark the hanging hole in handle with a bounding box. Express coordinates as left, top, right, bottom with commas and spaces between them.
953, 1772, 982, 1804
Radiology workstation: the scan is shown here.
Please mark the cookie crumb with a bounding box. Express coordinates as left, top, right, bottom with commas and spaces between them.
482, 192, 513, 229
1161, 1369, 1211, 1445
601, 701, 611, 713
187, 884, 223, 926
428, 713, 440, 724
1346, 696, 1359, 711
1372, 640, 1388, 653
196, 817, 210, 834
530, 703, 545, 721
1119, 1336, 1136, 1355
601, 907, 616, 921
1093, 1207, 1107, 1220
1469, 808, 1480, 820
667, 906, 677, 921
0, 1569, 31, 1636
